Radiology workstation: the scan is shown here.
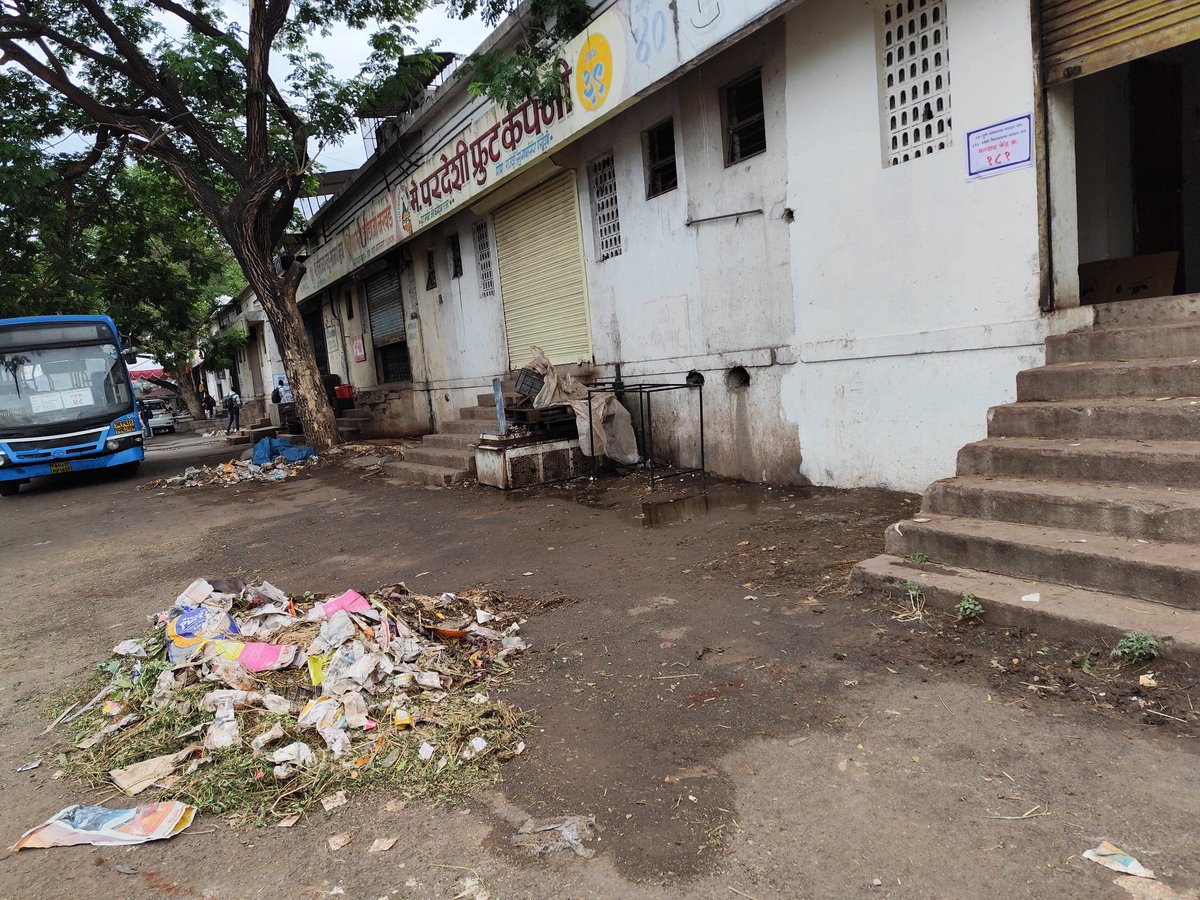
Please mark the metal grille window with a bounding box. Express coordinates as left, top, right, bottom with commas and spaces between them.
880, 0, 952, 167
587, 152, 622, 261
424, 247, 437, 290
474, 220, 496, 297
722, 70, 766, 165
448, 233, 463, 279
644, 119, 678, 198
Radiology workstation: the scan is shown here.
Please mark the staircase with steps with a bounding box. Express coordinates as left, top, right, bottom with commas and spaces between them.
853, 295, 1200, 659
384, 380, 515, 487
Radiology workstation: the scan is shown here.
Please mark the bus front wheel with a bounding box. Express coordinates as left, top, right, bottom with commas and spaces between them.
0, 482, 19, 497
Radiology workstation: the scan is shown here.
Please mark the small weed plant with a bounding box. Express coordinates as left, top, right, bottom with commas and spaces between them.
1111, 631, 1159, 666
955, 594, 984, 621
905, 552, 929, 565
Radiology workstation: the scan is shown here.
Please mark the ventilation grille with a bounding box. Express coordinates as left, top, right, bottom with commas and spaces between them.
587, 153, 622, 261
881, 0, 951, 166
474, 220, 495, 297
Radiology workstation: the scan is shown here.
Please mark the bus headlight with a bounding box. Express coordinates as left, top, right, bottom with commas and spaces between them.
0, 452, 7, 467
106, 438, 121, 451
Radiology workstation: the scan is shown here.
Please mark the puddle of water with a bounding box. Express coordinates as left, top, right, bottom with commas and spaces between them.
640, 483, 812, 527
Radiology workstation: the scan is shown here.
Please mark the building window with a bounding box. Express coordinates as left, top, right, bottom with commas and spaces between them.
474, 220, 496, 297
448, 233, 463, 278
425, 247, 437, 290
378, 342, 412, 384
345, 289, 354, 321
722, 70, 766, 165
880, 0, 952, 167
644, 119, 678, 198
588, 152, 622, 261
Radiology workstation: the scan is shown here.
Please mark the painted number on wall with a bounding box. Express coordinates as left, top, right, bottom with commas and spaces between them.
631, 10, 668, 63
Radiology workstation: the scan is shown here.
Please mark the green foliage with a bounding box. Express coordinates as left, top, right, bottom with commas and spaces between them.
1071, 649, 1098, 674
444, 0, 592, 107
202, 326, 248, 374
1110, 631, 1159, 666
955, 594, 983, 621
905, 552, 929, 565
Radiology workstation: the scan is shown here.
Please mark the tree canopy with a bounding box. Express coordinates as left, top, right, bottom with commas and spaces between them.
0, 0, 591, 447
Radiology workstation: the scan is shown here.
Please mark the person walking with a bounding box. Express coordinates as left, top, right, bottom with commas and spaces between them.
223, 389, 242, 434
202, 392, 216, 419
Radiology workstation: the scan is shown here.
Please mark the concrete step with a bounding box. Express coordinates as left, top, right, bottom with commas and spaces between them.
1092, 293, 1200, 328
1046, 320, 1200, 364
336, 422, 361, 439
883, 514, 1200, 608
924, 475, 1200, 543
423, 432, 480, 450
382, 459, 467, 487
1017, 357, 1200, 401
224, 433, 252, 446
404, 444, 476, 471
958, 437, 1200, 487
340, 408, 373, 421
245, 425, 278, 441
461, 405, 502, 422
851, 554, 1200, 662
441, 419, 486, 435
987, 398, 1200, 440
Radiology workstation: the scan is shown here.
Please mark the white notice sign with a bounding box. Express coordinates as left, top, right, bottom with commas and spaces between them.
966, 114, 1032, 180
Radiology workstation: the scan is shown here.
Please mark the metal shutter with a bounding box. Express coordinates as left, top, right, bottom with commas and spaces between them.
493, 172, 592, 368
1042, 0, 1200, 84
366, 265, 405, 347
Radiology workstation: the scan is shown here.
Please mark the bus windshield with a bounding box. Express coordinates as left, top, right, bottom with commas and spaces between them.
0, 342, 134, 432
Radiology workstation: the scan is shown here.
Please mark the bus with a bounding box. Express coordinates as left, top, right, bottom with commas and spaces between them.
0, 315, 145, 497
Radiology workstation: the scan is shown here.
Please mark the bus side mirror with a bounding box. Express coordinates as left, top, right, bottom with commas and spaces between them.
124, 352, 137, 364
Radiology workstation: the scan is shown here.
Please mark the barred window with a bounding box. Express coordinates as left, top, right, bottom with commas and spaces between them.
474, 220, 496, 297
424, 247, 437, 290
644, 119, 678, 198
447, 234, 463, 279
880, 0, 952, 166
588, 152, 622, 261
722, 70, 766, 165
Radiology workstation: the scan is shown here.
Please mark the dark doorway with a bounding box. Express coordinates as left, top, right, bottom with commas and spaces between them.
303, 309, 329, 376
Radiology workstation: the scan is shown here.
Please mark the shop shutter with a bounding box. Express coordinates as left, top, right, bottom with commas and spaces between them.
1041, 0, 1200, 84
365, 264, 405, 347
493, 171, 592, 368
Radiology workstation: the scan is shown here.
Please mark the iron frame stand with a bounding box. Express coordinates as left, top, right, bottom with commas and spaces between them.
585, 381, 705, 488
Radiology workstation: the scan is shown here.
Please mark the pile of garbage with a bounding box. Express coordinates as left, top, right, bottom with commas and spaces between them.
48, 577, 530, 821
145, 437, 318, 489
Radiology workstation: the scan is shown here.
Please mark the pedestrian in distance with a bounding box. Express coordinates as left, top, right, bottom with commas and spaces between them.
223, 390, 242, 434
203, 392, 216, 419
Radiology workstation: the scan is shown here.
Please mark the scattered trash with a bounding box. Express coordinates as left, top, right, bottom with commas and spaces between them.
110, 747, 198, 795
369, 837, 397, 852
320, 790, 349, 813
1083, 841, 1155, 879
140, 447, 318, 490
511, 815, 598, 858
1021, 593, 1041, 603
17, 759, 41, 772
53, 576, 531, 820
116, 864, 138, 875
1138, 673, 1158, 688
11, 801, 196, 851
327, 832, 352, 851
251, 436, 316, 466
112, 640, 147, 657
276, 813, 300, 828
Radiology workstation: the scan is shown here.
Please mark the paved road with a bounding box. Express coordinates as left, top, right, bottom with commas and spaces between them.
0, 438, 1196, 899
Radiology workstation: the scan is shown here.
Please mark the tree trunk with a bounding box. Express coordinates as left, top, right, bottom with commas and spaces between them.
177, 369, 206, 421
251, 275, 341, 451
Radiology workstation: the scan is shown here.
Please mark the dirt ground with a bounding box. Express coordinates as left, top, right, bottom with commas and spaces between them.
0, 433, 1197, 900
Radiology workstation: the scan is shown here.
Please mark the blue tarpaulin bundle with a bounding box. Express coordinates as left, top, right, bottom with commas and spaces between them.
252, 436, 316, 465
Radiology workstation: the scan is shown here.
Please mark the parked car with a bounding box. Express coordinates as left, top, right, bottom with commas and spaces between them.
142, 398, 176, 434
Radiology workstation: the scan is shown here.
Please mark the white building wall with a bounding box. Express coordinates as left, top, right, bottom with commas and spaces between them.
561, 25, 800, 483
783, 0, 1061, 491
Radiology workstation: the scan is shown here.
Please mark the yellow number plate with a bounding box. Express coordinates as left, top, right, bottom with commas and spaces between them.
113, 418, 136, 434
50, 461, 72, 474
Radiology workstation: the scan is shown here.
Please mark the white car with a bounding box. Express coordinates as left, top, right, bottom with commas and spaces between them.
142, 399, 177, 434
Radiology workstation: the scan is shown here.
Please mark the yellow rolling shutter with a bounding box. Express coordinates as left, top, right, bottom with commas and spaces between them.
1042, 0, 1200, 84
493, 172, 592, 368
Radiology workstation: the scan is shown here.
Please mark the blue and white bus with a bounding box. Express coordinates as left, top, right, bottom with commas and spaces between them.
0, 315, 145, 497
